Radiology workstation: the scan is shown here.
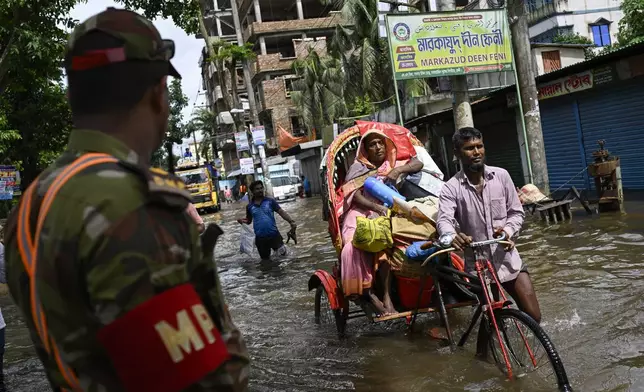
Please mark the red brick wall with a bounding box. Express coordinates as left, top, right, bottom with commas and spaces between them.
294, 37, 328, 58
261, 78, 291, 109
255, 53, 295, 74
271, 107, 293, 134
249, 12, 343, 37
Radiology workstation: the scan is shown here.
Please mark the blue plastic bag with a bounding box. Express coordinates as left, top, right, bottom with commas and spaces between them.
406, 241, 437, 261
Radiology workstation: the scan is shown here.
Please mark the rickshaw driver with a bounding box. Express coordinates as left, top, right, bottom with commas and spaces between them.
436, 127, 542, 352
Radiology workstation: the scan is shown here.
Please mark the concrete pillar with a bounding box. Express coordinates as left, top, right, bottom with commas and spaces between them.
438, 0, 473, 131
510, 0, 549, 193
259, 36, 267, 55
216, 17, 223, 37
515, 107, 530, 185
253, 0, 262, 22
296, 0, 304, 19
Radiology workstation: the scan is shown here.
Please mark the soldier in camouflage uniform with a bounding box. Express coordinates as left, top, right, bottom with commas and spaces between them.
3, 8, 249, 392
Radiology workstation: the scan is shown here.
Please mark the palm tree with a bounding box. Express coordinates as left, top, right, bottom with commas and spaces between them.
329, 0, 426, 118
290, 50, 347, 133
330, 0, 392, 103
225, 43, 256, 110
191, 108, 219, 160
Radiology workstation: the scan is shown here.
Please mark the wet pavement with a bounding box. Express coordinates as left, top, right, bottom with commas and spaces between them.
3, 196, 644, 391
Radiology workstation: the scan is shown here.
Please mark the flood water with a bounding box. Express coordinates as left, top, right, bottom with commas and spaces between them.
3, 196, 644, 391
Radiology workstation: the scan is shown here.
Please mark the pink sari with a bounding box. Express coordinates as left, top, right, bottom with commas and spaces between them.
340, 130, 407, 296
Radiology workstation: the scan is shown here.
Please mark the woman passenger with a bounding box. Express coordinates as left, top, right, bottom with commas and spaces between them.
340, 129, 423, 315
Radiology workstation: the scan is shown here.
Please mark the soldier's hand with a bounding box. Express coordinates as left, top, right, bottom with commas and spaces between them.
201, 223, 224, 253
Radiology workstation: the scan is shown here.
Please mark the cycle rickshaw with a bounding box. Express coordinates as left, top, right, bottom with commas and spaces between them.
308, 121, 572, 391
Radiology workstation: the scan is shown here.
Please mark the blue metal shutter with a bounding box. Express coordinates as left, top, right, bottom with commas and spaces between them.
577, 78, 644, 189
540, 98, 588, 190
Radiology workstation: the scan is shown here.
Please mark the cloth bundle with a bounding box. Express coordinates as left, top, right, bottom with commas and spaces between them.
352, 215, 393, 253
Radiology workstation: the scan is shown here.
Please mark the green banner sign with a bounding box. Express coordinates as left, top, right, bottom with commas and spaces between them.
386, 9, 513, 80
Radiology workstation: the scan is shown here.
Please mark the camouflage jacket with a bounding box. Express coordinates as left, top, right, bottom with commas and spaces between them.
4, 129, 249, 391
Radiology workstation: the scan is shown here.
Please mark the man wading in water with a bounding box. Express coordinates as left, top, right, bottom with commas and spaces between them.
238, 181, 297, 260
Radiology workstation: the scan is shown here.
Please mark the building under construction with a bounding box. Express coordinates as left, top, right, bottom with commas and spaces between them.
198, 0, 343, 173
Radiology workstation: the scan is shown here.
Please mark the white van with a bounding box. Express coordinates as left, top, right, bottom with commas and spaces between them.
270, 175, 297, 202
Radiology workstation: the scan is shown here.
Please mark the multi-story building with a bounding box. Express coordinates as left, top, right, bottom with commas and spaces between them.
463, 1, 623, 46
198, 0, 344, 170
526, 0, 623, 47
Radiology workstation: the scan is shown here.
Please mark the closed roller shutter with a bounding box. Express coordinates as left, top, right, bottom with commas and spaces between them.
540, 98, 588, 190
577, 77, 644, 190
478, 119, 525, 187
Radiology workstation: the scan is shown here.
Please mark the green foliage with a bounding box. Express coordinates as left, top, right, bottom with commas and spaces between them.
115, 0, 201, 35
150, 78, 188, 171
0, 0, 203, 186
0, 115, 20, 157
552, 33, 597, 60
617, 0, 644, 45
190, 108, 218, 160
167, 78, 189, 144
291, 50, 347, 133
330, 0, 393, 103
349, 96, 374, 117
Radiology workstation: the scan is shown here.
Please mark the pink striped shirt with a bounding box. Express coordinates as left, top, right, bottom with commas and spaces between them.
436, 166, 525, 283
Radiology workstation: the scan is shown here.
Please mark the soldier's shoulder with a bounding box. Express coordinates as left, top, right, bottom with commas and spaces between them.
54, 159, 192, 216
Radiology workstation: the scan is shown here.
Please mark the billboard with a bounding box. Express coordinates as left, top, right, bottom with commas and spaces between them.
234, 131, 250, 152
240, 157, 254, 175
386, 9, 513, 80
251, 126, 266, 146
0, 165, 20, 200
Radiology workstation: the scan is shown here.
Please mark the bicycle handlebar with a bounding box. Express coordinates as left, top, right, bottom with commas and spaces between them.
420, 233, 513, 267
470, 231, 507, 247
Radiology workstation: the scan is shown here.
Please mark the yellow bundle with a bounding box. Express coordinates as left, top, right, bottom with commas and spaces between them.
352, 215, 393, 253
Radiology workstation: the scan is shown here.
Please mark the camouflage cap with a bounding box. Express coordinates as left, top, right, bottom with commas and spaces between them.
66, 7, 181, 79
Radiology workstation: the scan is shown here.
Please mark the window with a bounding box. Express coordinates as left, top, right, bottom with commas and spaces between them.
284, 77, 299, 98
271, 177, 293, 187
542, 50, 561, 73
178, 171, 208, 185
291, 116, 303, 135
591, 23, 611, 47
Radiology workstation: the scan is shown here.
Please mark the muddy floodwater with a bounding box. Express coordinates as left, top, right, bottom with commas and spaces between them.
3, 196, 644, 391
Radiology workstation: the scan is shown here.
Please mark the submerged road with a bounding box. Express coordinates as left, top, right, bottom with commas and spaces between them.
3, 196, 644, 391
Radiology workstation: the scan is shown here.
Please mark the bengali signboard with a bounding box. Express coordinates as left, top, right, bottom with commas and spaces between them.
0, 165, 20, 200
538, 70, 593, 100
240, 157, 254, 175
251, 126, 266, 146
386, 9, 513, 80
507, 64, 619, 107
234, 132, 250, 152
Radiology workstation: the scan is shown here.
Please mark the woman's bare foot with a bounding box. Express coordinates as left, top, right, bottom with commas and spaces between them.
368, 292, 390, 316
383, 295, 396, 315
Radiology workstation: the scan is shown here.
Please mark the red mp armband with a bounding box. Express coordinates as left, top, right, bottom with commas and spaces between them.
97, 284, 231, 392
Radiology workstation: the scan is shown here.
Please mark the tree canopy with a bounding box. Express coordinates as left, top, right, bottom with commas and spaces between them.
0, 0, 200, 189
618, 0, 644, 46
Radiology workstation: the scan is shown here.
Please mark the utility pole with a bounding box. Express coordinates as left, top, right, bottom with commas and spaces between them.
192, 127, 200, 163
509, 0, 549, 193
230, 0, 272, 196
437, 0, 473, 131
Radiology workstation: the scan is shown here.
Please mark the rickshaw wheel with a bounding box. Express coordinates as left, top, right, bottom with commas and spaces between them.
486, 308, 571, 391
314, 285, 347, 337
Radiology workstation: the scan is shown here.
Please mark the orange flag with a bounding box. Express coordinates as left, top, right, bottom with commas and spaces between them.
277, 126, 317, 151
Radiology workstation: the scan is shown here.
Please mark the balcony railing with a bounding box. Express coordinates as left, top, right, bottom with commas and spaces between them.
527, 0, 567, 26
243, 12, 344, 41
252, 53, 296, 79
